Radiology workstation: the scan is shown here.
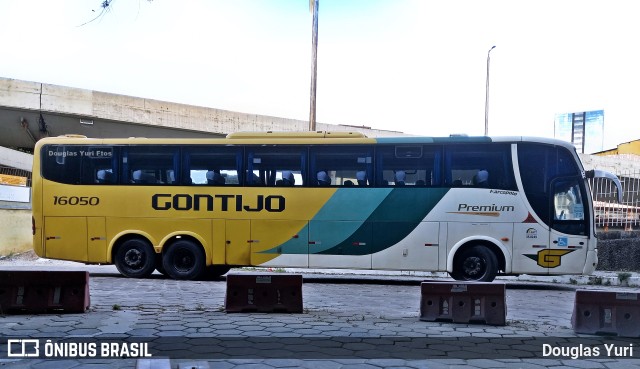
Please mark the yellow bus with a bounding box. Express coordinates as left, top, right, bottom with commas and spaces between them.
32, 131, 621, 281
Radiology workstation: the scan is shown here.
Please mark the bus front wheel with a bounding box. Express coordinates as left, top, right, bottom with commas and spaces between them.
451, 245, 498, 282
162, 240, 205, 280
114, 239, 156, 278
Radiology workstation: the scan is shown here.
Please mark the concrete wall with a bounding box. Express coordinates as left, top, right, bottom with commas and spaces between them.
0, 208, 31, 255
0, 146, 32, 171
596, 231, 640, 272
580, 153, 640, 173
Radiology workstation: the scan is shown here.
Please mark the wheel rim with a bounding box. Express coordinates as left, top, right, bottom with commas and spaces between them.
462, 256, 485, 278
124, 248, 144, 270
173, 248, 195, 272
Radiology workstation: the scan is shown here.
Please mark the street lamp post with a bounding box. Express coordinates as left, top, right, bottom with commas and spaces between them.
484, 45, 496, 136
309, 0, 319, 131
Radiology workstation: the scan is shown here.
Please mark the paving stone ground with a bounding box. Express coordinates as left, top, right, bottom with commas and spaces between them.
1, 265, 640, 368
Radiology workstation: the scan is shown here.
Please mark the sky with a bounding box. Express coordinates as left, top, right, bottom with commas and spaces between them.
1, 0, 638, 151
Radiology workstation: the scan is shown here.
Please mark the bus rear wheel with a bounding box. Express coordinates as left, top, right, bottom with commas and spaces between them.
451, 245, 498, 282
162, 240, 205, 280
114, 239, 156, 278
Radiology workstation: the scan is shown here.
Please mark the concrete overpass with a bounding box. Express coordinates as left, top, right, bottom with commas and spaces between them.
0, 77, 401, 156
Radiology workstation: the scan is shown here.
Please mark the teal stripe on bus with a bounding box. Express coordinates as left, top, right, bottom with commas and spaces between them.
262, 187, 450, 256
312, 188, 393, 221
260, 188, 392, 255
316, 187, 450, 255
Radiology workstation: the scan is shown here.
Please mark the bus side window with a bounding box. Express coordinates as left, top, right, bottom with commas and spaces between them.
246, 146, 305, 187
444, 144, 514, 190
183, 146, 242, 186
124, 146, 179, 185
310, 146, 372, 187
377, 145, 440, 187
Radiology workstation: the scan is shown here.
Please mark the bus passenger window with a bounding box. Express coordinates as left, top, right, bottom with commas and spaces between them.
125, 146, 179, 185
310, 146, 373, 187
377, 145, 440, 187
183, 146, 242, 186
444, 144, 515, 190
245, 146, 305, 187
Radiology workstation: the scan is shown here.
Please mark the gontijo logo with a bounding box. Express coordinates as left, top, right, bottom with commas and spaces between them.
524, 249, 575, 268
152, 193, 285, 212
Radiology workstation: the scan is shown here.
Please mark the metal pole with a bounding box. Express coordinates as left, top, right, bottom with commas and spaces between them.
309, 0, 319, 131
484, 45, 496, 136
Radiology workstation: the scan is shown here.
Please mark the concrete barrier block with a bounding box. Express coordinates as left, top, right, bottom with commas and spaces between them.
0, 270, 90, 314
572, 289, 640, 337
420, 281, 506, 326
225, 273, 303, 313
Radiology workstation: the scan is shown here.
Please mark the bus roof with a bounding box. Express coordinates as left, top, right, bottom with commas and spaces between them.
34, 132, 577, 150
226, 131, 367, 139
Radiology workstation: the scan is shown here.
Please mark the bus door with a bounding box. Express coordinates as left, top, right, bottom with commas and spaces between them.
308, 220, 372, 269
545, 177, 590, 274
44, 217, 87, 261
513, 221, 550, 275
250, 220, 309, 267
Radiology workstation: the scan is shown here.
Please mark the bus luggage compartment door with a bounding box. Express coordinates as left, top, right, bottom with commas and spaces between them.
308, 220, 372, 269
225, 220, 251, 266
87, 217, 107, 263
372, 221, 440, 271
44, 217, 87, 261
250, 220, 309, 268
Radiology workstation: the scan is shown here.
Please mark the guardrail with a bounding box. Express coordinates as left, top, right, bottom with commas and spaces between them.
590, 169, 640, 230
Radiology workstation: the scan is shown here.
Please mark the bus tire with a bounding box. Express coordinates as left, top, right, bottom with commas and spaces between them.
451, 245, 498, 282
162, 240, 205, 280
114, 238, 156, 278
